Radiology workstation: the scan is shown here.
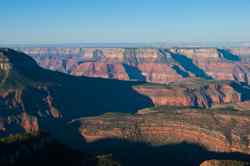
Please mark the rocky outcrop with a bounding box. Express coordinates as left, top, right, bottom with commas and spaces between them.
137, 63, 182, 83
200, 160, 250, 166
0, 52, 12, 71
2, 48, 250, 164
18, 47, 250, 84
0, 48, 153, 136
0, 84, 62, 133
71, 62, 129, 80
21, 112, 39, 133
17, 48, 185, 84
170, 48, 221, 59
134, 79, 241, 108
77, 108, 250, 155
169, 48, 250, 83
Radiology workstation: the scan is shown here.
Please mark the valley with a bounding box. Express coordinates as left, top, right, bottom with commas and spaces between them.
0, 48, 250, 165
17, 47, 250, 84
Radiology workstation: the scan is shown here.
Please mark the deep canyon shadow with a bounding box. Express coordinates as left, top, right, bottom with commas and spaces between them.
169, 52, 212, 79
47, 74, 153, 119
219, 49, 241, 61
123, 64, 146, 81
172, 65, 190, 78
5, 49, 154, 120
83, 139, 250, 166
4, 49, 250, 166
230, 81, 250, 101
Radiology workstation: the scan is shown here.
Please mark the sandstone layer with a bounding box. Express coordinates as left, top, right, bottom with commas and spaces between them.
17, 47, 250, 84
2, 48, 250, 165
200, 160, 250, 166
0, 48, 152, 136
134, 79, 243, 108
77, 108, 250, 155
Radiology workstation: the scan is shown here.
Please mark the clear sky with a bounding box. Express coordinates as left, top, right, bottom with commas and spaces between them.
1, 0, 250, 44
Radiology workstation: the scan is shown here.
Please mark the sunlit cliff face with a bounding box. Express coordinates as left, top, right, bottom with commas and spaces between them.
18, 47, 250, 85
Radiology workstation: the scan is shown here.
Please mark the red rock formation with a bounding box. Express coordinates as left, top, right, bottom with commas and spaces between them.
0, 90, 25, 111
0, 88, 60, 134
19, 48, 187, 83
72, 62, 110, 78
78, 109, 250, 155
198, 62, 250, 82
46, 95, 61, 118
200, 160, 249, 166
134, 79, 241, 107
170, 48, 221, 59
138, 63, 182, 83
21, 112, 39, 133
18, 47, 250, 84
71, 62, 129, 80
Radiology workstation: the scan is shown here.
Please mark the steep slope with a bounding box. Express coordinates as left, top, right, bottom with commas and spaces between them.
0, 48, 153, 136
0, 132, 120, 166
200, 160, 250, 166
169, 48, 250, 83
17, 47, 250, 84
1, 48, 249, 136
17, 48, 186, 84
1, 48, 250, 165
134, 79, 248, 108
76, 107, 250, 155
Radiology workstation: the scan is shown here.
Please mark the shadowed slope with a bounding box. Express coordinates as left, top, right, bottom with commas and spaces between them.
1, 133, 249, 166
172, 65, 189, 78
0, 48, 153, 120
123, 64, 145, 81
82, 139, 250, 166
170, 52, 212, 79
219, 49, 241, 61
0, 133, 120, 166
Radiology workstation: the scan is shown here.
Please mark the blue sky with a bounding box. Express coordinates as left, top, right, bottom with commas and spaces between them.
1, 0, 250, 44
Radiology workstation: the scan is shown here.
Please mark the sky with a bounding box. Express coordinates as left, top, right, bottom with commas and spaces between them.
0, 0, 250, 44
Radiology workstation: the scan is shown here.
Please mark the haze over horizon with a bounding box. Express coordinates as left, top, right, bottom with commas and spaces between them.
2, 1, 250, 165
1, 0, 250, 44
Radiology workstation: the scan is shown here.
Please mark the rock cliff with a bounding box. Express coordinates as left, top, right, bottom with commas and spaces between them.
134, 79, 243, 108
200, 160, 250, 166
78, 108, 250, 155
0, 48, 152, 136
17, 47, 250, 84
1, 48, 250, 165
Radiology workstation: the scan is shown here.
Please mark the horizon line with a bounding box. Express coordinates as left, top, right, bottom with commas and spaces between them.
1, 41, 250, 48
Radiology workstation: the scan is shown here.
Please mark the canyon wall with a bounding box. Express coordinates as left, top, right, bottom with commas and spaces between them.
77, 109, 250, 155
134, 79, 243, 108
17, 47, 250, 84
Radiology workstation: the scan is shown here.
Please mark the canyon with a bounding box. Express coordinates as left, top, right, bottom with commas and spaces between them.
17, 47, 250, 84
1, 48, 250, 165
0, 48, 153, 135
134, 79, 246, 108
77, 108, 250, 154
